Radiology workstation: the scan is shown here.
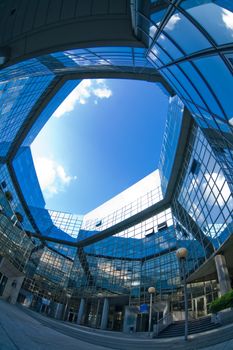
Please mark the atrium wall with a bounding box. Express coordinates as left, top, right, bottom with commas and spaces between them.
0, 0, 232, 333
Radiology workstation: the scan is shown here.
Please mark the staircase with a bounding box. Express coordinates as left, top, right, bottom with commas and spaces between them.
158, 316, 221, 338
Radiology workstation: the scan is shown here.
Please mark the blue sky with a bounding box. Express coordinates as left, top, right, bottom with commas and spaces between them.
31, 79, 168, 214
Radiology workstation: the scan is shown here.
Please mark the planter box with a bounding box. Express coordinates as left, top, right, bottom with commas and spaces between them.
211, 308, 233, 325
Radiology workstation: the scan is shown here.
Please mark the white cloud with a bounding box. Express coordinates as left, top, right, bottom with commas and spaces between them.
189, 201, 205, 224
165, 13, 181, 31
149, 25, 157, 38
96, 79, 105, 84
93, 87, 112, 99
203, 172, 231, 207
151, 46, 159, 57
34, 156, 77, 198
53, 79, 112, 118
222, 8, 233, 32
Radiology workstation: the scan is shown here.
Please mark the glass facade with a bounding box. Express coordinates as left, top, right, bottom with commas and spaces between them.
172, 124, 233, 264
0, 0, 232, 334
0, 73, 54, 157
72, 208, 175, 298
81, 184, 163, 235
159, 95, 184, 195
13, 147, 45, 209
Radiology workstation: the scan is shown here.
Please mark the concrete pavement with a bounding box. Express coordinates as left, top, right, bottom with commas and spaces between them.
0, 300, 108, 350
1, 300, 233, 350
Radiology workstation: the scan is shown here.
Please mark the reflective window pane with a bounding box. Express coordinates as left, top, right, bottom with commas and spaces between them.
168, 65, 205, 108
179, 61, 225, 119
163, 11, 211, 54
151, 9, 167, 25
193, 56, 233, 120
181, 0, 233, 45
151, 43, 172, 65
157, 33, 183, 60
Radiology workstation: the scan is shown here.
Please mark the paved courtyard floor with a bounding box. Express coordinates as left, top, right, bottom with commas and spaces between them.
1, 300, 233, 350
0, 300, 107, 350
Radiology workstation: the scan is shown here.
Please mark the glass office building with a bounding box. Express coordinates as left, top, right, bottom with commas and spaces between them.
0, 0, 232, 333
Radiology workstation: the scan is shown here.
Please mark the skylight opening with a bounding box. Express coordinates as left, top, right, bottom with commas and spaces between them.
31, 79, 169, 214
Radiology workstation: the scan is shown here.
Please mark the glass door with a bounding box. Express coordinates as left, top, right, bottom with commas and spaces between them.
192, 296, 207, 318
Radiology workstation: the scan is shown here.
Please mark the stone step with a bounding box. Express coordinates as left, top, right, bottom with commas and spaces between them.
158, 317, 221, 338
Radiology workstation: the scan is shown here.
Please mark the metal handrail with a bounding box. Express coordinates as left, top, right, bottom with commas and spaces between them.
155, 312, 173, 336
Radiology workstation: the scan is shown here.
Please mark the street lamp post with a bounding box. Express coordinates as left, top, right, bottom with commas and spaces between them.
176, 247, 188, 341
148, 286, 156, 336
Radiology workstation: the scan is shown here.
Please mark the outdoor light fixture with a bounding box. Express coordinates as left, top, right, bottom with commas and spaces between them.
176, 247, 188, 260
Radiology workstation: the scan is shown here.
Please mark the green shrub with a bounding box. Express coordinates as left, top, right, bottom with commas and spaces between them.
210, 289, 233, 313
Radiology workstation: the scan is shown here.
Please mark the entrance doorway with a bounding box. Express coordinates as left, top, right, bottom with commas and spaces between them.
192, 296, 207, 318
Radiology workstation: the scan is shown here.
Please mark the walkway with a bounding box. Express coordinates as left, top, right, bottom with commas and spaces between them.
1, 300, 233, 350
0, 300, 107, 350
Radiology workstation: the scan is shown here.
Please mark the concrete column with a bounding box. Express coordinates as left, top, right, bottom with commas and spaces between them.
77, 298, 85, 325
215, 254, 231, 296
2, 275, 24, 304
54, 303, 64, 319
123, 306, 137, 333
100, 298, 109, 330
95, 299, 100, 328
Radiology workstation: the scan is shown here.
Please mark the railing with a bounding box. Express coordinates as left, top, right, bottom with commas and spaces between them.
154, 312, 173, 336
82, 185, 163, 233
